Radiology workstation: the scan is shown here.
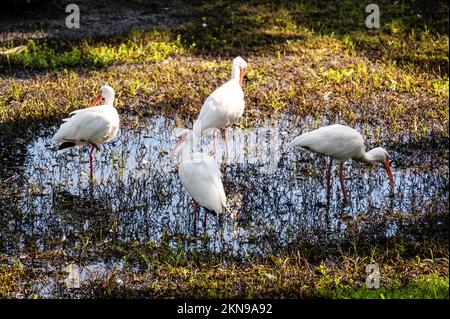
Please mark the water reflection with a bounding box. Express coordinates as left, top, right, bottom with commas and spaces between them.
0, 115, 448, 259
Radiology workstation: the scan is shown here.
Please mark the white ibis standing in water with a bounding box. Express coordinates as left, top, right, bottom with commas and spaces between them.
288, 124, 395, 203
193, 56, 247, 158
53, 85, 120, 180
171, 129, 227, 227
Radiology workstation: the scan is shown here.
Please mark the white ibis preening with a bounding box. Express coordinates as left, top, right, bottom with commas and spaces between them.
288, 124, 394, 203
171, 129, 227, 226
53, 85, 120, 180
193, 56, 247, 158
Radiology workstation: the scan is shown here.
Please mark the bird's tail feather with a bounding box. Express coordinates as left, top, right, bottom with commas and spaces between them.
57, 142, 76, 154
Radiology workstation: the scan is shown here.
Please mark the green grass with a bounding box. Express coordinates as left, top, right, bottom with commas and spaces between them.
0, 53, 446, 140
3, 31, 184, 70
327, 274, 449, 299
1, 223, 447, 299
0, 0, 448, 299
3, 242, 446, 299
0, 1, 447, 135
0, 258, 24, 298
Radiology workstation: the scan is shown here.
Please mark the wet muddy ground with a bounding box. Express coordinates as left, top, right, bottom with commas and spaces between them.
0, 113, 448, 297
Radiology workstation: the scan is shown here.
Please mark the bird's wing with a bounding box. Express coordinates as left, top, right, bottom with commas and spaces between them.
195, 90, 228, 133
179, 155, 226, 214
53, 106, 116, 144
203, 156, 227, 208
194, 81, 244, 135
290, 125, 363, 160
59, 105, 96, 122
69, 105, 96, 116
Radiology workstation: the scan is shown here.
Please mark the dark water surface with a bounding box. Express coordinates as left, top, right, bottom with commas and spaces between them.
0, 114, 448, 296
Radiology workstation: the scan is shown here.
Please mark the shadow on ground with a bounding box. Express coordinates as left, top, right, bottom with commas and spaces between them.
1, 0, 448, 75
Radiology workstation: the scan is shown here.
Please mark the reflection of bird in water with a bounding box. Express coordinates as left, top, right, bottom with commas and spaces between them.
220, 177, 245, 222
171, 129, 227, 228
288, 124, 394, 203
225, 187, 243, 240
193, 57, 248, 158
53, 85, 120, 180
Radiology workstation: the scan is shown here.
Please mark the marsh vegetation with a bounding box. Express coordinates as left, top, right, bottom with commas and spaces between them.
0, 0, 448, 298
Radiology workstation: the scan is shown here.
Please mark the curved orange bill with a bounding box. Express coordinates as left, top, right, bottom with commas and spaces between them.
384, 159, 395, 193
91, 94, 102, 106
239, 68, 246, 87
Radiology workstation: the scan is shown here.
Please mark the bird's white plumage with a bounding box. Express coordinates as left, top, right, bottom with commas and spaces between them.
52, 85, 119, 152
288, 124, 395, 199
194, 81, 244, 134
289, 124, 365, 162
179, 152, 227, 215
193, 57, 246, 137
53, 105, 119, 146
173, 131, 227, 215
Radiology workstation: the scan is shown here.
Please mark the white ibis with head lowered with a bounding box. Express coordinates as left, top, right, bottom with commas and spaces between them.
171, 129, 227, 227
193, 56, 247, 158
53, 85, 120, 180
288, 124, 394, 203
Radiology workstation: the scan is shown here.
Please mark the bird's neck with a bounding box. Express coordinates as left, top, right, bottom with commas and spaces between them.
358, 150, 378, 163
193, 120, 202, 138
104, 97, 114, 106
230, 65, 240, 83
179, 138, 198, 161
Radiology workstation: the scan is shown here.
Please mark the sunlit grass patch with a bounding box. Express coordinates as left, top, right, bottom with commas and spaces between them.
0, 259, 25, 298
325, 274, 449, 299
2, 30, 184, 71
0, 49, 447, 141
71, 244, 449, 298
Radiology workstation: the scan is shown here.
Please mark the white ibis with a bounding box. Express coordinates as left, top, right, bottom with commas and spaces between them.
288, 124, 394, 203
53, 85, 120, 180
171, 129, 227, 226
193, 56, 247, 158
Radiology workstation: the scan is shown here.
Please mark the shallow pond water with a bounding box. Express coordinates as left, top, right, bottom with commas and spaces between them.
0, 114, 448, 294
1, 114, 448, 251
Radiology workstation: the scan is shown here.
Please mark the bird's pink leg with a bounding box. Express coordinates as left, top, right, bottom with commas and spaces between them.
89, 144, 95, 180
326, 158, 333, 200
193, 201, 199, 227
339, 162, 349, 203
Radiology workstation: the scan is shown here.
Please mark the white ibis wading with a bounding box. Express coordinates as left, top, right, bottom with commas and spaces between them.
288, 124, 394, 203
171, 129, 227, 227
53, 85, 120, 180
193, 56, 247, 158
